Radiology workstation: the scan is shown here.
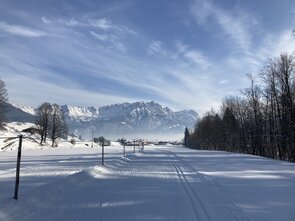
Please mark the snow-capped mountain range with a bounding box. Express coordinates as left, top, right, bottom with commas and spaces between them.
61, 105, 100, 122
9, 101, 198, 140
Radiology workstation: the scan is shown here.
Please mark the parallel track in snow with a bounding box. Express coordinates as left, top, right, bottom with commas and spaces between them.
170, 159, 212, 221
164, 149, 212, 221
164, 149, 253, 221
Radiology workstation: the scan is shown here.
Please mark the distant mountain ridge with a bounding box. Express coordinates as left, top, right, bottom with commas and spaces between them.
8, 101, 198, 140
5, 103, 35, 123
60, 105, 100, 122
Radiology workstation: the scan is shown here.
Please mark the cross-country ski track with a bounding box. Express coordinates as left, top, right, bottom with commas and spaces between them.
1, 145, 295, 220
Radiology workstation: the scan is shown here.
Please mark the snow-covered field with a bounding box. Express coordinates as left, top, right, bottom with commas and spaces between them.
1, 144, 295, 221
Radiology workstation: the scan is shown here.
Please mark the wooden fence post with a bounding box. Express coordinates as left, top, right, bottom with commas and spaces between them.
102, 142, 104, 165
14, 135, 23, 200
123, 144, 125, 157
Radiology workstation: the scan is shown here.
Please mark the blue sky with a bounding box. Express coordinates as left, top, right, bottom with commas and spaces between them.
1, 0, 295, 114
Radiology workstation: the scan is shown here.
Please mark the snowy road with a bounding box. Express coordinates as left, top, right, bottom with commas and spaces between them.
1, 145, 295, 220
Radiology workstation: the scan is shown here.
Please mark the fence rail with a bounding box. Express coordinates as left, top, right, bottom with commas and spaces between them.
0, 136, 19, 139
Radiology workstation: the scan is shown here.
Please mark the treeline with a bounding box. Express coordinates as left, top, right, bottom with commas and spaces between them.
0, 78, 8, 127
186, 53, 295, 162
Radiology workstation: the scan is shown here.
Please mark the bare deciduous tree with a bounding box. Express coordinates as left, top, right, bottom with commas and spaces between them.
36, 103, 68, 146
36, 102, 52, 144
0, 78, 8, 127
50, 104, 68, 147
188, 52, 295, 162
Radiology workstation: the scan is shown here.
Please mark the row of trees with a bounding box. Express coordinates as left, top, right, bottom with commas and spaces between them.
186, 53, 295, 162
36, 103, 68, 147
0, 78, 8, 127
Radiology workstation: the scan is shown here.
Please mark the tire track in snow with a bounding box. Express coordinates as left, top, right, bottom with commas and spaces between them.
165, 148, 253, 221
0, 169, 15, 177
170, 159, 212, 221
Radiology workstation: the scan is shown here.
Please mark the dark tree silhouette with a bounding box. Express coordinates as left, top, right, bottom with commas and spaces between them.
0, 78, 8, 127
50, 104, 68, 147
36, 102, 52, 144
184, 127, 190, 147
36, 103, 68, 146
188, 52, 295, 162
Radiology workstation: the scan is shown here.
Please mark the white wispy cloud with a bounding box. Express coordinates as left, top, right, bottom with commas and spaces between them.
266, 29, 295, 56
190, 0, 213, 25
58, 18, 80, 27
89, 31, 109, 41
147, 41, 166, 55
214, 9, 252, 51
147, 40, 211, 70
89, 31, 126, 52
191, 0, 254, 51
175, 41, 211, 69
56, 16, 133, 53
224, 28, 295, 81
0, 21, 46, 37
4, 73, 136, 108
56, 17, 136, 35
113, 42, 127, 53
89, 18, 112, 30
183, 50, 211, 69
161, 66, 225, 113
0, 42, 135, 106
90, 18, 136, 34
41, 16, 51, 24
218, 79, 228, 85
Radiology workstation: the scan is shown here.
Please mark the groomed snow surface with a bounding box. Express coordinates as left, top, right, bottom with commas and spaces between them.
1, 145, 295, 221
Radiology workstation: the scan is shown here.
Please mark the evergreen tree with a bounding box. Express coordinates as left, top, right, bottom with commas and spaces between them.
184, 127, 190, 147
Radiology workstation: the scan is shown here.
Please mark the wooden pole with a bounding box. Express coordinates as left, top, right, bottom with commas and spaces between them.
133, 141, 135, 153
91, 130, 93, 148
123, 144, 125, 157
102, 142, 104, 165
14, 135, 23, 200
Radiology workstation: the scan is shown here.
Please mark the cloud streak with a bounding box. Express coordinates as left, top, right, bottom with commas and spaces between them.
147, 41, 166, 55
190, 0, 254, 51
175, 41, 211, 69
4, 73, 136, 108
0, 21, 46, 37
55, 17, 136, 35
